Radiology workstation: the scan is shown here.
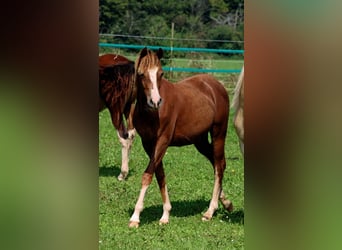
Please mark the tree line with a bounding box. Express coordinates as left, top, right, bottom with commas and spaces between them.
99, 0, 244, 52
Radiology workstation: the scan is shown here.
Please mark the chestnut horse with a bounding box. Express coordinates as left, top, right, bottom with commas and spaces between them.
99, 54, 136, 180
129, 48, 233, 228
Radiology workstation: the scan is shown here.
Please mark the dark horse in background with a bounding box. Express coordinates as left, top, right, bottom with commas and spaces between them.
99, 54, 136, 180
129, 48, 233, 228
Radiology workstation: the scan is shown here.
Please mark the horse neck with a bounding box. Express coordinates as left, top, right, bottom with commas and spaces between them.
135, 79, 148, 109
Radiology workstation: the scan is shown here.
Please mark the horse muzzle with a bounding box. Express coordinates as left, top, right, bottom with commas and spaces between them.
147, 98, 163, 109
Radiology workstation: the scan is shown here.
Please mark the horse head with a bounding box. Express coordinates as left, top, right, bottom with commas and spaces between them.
135, 47, 164, 109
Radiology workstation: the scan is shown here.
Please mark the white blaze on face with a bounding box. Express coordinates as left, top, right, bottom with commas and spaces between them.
148, 67, 161, 106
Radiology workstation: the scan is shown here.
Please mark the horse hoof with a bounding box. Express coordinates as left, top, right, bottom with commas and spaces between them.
222, 200, 234, 212
227, 203, 233, 212
117, 172, 127, 181
159, 219, 169, 225
128, 221, 139, 228
201, 214, 212, 221
226, 202, 233, 212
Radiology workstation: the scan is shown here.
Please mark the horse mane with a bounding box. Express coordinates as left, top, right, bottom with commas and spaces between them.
99, 61, 136, 113
135, 47, 163, 76
231, 66, 244, 110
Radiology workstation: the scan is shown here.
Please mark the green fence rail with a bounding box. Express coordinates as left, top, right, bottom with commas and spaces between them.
99, 43, 244, 73
162, 67, 241, 73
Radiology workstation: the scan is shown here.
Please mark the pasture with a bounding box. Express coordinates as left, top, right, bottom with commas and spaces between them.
99, 78, 244, 249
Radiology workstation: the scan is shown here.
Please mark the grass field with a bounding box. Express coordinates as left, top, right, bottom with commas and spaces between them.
99, 87, 244, 249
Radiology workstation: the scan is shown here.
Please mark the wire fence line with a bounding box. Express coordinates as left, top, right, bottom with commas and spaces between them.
99, 43, 244, 54
100, 33, 244, 44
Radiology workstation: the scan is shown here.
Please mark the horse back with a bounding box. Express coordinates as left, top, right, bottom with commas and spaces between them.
176, 74, 229, 110
99, 54, 131, 67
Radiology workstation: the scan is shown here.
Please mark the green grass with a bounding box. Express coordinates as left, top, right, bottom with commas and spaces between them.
99, 92, 244, 249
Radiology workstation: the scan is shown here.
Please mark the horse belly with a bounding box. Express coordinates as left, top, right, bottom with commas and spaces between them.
171, 112, 214, 145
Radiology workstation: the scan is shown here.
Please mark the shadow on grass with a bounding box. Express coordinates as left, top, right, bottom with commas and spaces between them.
99, 165, 121, 177
219, 208, 244, 225
128, 199, 244, 226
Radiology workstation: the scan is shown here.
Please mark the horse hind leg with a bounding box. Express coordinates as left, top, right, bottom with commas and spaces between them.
202, 128, 233, 221
194, 133, 214, 165
155, 164, 172, 225
194, 134, 220, 220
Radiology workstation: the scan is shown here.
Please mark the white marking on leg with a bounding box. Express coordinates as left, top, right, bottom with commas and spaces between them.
117, 129, 136, 181
203, 172, 220, 220
159, 185, 172, 224
130, 185, 148, 224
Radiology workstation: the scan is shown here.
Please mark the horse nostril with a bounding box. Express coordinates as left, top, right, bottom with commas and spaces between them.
148, 98, 162, 109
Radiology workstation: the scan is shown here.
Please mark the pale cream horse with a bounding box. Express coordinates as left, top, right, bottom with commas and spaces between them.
231, 65, 244, 155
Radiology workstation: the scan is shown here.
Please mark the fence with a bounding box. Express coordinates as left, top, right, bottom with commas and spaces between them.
99, 43, 244, 73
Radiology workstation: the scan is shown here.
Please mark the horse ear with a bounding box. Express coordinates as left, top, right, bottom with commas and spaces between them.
157, 48, 163, 59
140, 47, 148, 59
135, 47, 147, 76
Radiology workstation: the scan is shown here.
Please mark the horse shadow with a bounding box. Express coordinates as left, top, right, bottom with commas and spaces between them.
99, 165, 122, 177
218, 208, 244, 224
127, 199, 244, 226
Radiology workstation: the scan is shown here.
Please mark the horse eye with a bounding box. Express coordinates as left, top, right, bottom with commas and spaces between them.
160, 72, 164, 78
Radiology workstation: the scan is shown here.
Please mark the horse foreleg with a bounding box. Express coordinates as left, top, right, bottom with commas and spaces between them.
129, 172, 153, 228
129, 136, 170, 228
117, 128, 136, 181
155, 164, 172, 225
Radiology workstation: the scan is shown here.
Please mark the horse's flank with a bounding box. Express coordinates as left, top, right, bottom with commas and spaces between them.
162, 75, 228, 146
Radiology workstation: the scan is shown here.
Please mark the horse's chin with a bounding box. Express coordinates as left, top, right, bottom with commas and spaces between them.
146, 104, 160, 111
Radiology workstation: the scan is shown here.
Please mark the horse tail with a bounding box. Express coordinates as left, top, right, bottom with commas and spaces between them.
231, 65, 244, 110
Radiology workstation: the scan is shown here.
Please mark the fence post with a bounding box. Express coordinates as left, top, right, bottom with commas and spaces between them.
170, 22, 174, 79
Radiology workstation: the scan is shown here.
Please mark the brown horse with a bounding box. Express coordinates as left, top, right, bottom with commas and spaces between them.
231, 65, 244, 155
129, 48, 233, 228
99, 54, 136, 180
